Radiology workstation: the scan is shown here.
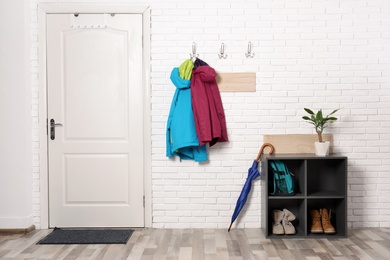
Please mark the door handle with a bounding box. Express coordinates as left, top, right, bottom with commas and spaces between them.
50, 119, 63, 140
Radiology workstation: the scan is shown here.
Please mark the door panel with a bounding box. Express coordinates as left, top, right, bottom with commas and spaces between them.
63, 29, 129, 140
47, 13, 144, 227
64, 154, 129, 203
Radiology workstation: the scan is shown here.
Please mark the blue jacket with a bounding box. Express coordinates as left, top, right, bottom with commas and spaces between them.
166, 68, 207, 162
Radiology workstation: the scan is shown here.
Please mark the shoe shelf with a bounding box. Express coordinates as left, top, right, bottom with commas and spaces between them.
261, 154, 348, 239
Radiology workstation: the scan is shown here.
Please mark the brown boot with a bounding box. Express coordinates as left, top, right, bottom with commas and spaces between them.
321, 208, 336, 234
310, 209, 323, 233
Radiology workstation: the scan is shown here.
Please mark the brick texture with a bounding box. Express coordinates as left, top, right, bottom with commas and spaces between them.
31, 0, 390, 229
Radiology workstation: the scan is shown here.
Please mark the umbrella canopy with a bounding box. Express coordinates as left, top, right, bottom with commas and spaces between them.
228, 143, 275, 232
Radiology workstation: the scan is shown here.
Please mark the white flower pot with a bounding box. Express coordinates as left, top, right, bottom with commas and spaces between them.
315, 141, 330, 156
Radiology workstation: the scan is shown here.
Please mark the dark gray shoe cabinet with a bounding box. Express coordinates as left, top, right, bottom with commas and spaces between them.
261, 154, 347, 238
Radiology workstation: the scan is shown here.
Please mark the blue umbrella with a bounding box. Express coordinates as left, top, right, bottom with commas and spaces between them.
228, 143, 275, 232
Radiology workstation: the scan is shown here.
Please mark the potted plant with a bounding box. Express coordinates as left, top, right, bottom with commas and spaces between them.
302, 108, 339, 156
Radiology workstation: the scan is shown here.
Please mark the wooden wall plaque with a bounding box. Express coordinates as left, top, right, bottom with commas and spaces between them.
263, 134, 333, 154
216, 72, 256, 92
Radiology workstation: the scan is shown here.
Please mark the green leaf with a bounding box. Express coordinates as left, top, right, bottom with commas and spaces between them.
329, 109, 340, 116
304, 108, 314, 115
316, 110, 323, 121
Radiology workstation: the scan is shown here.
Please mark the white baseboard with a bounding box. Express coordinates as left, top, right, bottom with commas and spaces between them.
0, 215, 34, 229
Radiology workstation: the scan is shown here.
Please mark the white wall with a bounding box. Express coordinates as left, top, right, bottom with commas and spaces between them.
30, 0, 390, 229
0, 0, 33, 229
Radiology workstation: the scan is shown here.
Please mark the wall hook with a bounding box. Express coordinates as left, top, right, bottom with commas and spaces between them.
245, 41, 255, 58
190, 42, 199, 60
218, 43, 228, 59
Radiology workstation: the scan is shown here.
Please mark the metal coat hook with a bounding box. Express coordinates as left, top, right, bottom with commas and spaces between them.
190, 42, 199, 60
218, 43, 228, 59
245, 41, 255, 58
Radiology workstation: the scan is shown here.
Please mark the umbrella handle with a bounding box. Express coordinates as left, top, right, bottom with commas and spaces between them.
255, 143, 275, 162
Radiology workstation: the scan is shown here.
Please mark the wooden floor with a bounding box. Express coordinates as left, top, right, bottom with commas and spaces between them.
1, 228, 390, 259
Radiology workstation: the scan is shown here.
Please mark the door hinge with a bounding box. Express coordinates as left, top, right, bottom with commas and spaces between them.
143, 196, 146, 208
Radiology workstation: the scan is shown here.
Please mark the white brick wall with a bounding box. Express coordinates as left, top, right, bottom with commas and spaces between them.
31, 0, 390, 229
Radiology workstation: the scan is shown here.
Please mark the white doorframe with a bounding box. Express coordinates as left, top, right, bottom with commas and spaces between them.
37, 4, 152, 229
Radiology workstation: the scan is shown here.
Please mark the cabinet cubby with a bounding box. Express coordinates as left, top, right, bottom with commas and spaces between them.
261, 154, 347, 239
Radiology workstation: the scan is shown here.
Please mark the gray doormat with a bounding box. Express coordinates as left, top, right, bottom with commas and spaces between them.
37, 227, 134, 244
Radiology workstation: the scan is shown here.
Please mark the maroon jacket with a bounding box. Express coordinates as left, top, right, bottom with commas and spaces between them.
191, 64, 228, 146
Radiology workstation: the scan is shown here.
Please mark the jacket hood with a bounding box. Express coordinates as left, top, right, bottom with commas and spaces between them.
170, 67, 191, 90
192, 65, 217, 82
194, 58, 208, 69
179, 59, 194, 80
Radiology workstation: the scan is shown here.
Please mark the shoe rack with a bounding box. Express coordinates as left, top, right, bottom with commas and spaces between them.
261, 154, 348, 238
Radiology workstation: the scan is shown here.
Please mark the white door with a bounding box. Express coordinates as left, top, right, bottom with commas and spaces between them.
47, 13, 144, 227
